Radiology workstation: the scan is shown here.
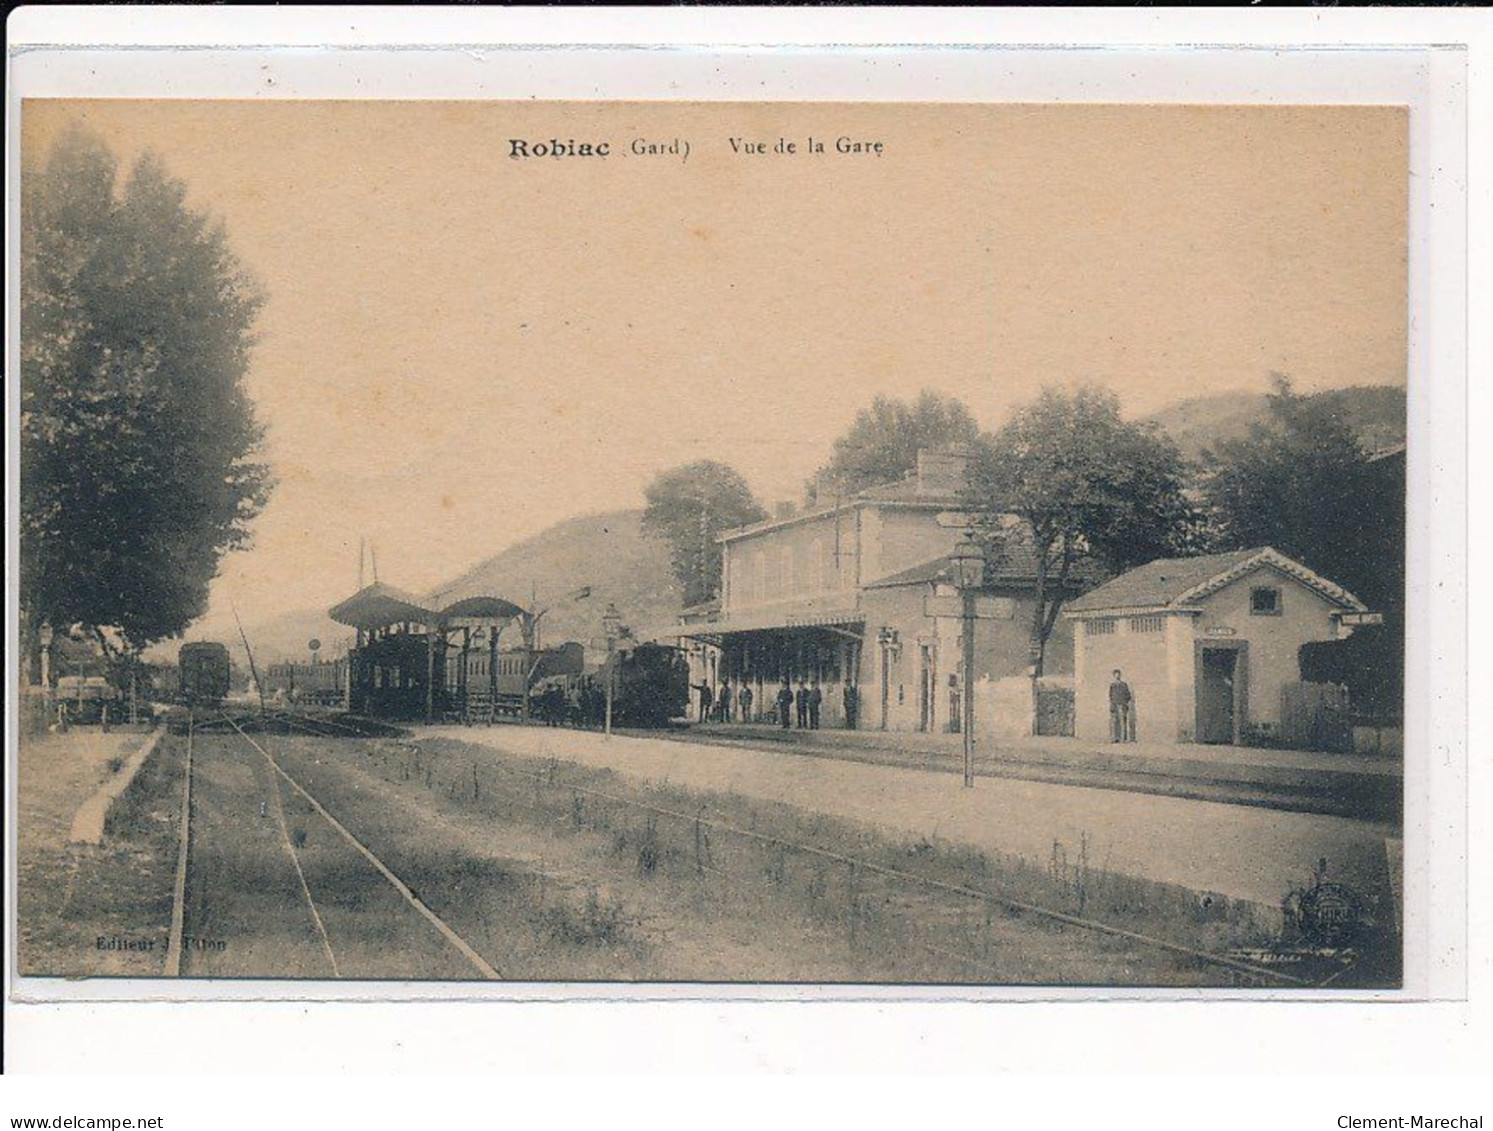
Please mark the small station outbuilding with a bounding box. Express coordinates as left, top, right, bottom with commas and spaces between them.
1065, 547, 1374, 746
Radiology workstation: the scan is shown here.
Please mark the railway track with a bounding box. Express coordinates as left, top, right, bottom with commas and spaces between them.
164, 707, 1348, 987
449, 748, 1315, 988
168, 708, 502, 980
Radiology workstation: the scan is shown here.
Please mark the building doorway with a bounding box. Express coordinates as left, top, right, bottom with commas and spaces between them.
918, 643, 936, 733
1197, 646, 1242, 744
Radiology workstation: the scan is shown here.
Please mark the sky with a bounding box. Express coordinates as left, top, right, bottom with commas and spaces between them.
20, 100, 1408, 641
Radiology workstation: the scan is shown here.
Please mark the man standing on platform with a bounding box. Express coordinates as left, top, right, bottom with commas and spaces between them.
795, 680, 809, 728
716, 681, 732, 724
1109, 669, 1135, 743
695, 680, 713, 725
738, 682, 754, 724
808, 681, 822, 729
776, 680, 794, 729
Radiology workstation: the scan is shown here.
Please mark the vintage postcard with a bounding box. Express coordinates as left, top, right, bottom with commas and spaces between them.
6, 39, 1464, 1011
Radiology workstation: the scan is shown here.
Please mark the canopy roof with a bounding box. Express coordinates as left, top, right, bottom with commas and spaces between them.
666, 607, 864, 643
330, 584, 537, 633
1066, 547, 1368, 615
438, 595, 528, 624
328, 583, 438, 630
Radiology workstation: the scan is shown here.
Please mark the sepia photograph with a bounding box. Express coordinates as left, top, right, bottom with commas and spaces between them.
13, 95, 1413, 993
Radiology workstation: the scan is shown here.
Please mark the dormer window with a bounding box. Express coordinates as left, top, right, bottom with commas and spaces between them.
1250, 586, 1281, 616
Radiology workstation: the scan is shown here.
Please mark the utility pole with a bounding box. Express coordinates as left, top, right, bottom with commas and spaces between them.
961, 587, 976, 788
231, 602, 268, 719
602, 603, 622, 739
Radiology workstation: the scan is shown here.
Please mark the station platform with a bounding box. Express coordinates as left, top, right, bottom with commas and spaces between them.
668, 723, 1402, 821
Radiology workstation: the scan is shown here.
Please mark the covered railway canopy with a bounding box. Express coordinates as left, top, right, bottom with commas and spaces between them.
328, 582, 547, 722
437, 595, 528, 626
328, 583, 438, 631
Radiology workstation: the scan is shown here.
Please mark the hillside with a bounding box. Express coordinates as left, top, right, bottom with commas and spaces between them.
211, 511, 679, 665
1143, 385, 1406, 463
225, 607, 352, 666
206, 386, 1405, 667
426, 509, 682, 651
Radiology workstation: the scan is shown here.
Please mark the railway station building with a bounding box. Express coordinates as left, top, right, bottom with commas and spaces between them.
667, 448, 1094, 734
1064, 547, 1375, 746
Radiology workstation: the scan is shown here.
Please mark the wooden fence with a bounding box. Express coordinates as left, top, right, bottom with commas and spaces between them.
1279, 681, 1352, 753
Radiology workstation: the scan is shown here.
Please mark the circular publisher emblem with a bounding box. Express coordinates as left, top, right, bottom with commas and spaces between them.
308, 638, 322, 652
1298, 881, 1365, 948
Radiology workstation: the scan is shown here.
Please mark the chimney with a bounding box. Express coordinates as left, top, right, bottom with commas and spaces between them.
916, 444, 972, 496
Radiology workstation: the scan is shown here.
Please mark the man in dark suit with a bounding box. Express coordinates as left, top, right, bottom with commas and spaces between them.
776, 680, 794, 729
795, 680, 809, 728
1109, 669, 1135, 743
807, 682, 823, 729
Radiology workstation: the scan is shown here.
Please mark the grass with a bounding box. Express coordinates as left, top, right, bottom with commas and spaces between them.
539, 888, 632, 948
21, 732, 183, 978
353, 733, 1315, 986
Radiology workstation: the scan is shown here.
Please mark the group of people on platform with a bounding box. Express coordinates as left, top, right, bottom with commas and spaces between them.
691, 678, 860, 731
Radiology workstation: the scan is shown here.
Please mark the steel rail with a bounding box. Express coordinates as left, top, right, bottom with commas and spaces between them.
163, 711, 195, 976
466, 749, 1308, 987
221, 713, 503, 980
245, 714, 342, 978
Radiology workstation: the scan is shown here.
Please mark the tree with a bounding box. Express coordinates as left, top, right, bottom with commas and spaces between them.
965, 385, 1199, 675
1201, 374, 1399, 615
807, 389, 980, 503
642, 462, 768, 608
1202, 375, 1404, 715
20, 125, 271, 673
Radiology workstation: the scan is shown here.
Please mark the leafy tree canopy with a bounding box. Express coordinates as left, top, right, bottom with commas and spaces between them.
808, 389, 980, 503
21, 125, 271, 661
966, 384, 1199, 674
642, 461, 768, 608
1201, 373, 1403, 617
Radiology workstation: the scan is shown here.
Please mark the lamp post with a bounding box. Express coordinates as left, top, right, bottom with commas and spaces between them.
38, 624, 54, 727
876, 627, 900, 731
948, 531, 985, 789
602, 603, 622, 738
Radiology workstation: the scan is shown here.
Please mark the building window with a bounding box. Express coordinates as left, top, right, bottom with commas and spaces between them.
1129, 615, 1165, 634
1250, 587, 1282, 616
1087, 618, 1117, 635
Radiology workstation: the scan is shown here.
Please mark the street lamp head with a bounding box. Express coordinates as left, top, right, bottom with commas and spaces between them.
948, 531, 986, 591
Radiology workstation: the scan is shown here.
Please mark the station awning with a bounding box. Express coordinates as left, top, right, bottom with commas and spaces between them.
665, 608, 864, 642
438, 595, 529, 625
328, 583, 438, 631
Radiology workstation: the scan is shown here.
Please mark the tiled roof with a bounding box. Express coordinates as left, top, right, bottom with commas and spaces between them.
1066, 547, 1367, 614
720, 473, 962, 543
854, 477, 963, 504
863, 557, 953, 589
865, 541, 1104, 591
